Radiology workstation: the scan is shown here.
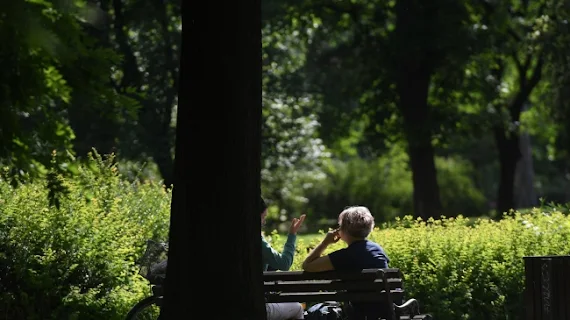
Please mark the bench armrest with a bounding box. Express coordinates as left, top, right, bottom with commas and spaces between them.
394, 298, 420, 317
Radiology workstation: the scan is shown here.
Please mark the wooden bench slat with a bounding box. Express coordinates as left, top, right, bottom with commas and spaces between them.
381, 268, 403, 279
264, 278, 403, 292
263, 268, 400, 282
266, 290, 404, 303
263, 268, 414, 320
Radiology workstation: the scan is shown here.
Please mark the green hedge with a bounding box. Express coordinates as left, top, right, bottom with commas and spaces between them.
267, 209, 570, 320
2, 152, 569, 320
0, 155, 171, 320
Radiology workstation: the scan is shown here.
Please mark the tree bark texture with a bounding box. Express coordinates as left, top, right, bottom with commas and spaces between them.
393, 0, 442, 220
160, 0, 265, 319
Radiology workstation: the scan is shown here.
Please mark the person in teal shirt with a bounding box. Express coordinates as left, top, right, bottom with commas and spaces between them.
261, 233, 296, 271
260, 197, 306, 320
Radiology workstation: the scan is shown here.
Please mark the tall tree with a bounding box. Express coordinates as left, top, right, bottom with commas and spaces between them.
273, 0, 481, 219
473, 0, 553, 215
160, 0, 266, 319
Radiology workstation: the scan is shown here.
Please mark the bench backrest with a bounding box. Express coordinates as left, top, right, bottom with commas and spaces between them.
263, 268, 404, 305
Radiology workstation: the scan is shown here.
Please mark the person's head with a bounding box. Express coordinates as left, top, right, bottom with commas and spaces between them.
337, 206, 375, 242
260, 196, 268, 227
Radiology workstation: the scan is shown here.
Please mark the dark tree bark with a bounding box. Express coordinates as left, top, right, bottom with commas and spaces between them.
514, 127, 538, 208
397, 69, 442, 220
494, 126, 521, 215
160, 0, 265, 319
393, 0, 442, 220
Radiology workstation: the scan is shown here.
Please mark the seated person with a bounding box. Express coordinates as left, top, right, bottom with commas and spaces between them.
301, 206, 390, 320
261, 197, 307, 320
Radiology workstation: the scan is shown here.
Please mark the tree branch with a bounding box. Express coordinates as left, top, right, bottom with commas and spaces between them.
478, 0, 523, 42
511, 49, 524, 76
508, 49, 544, 120
527, 49, 544, 90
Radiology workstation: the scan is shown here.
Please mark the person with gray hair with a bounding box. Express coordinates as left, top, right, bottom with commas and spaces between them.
301, 206, 390, 319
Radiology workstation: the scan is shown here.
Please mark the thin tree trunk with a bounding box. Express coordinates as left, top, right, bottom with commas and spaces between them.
160, 0, 265, 319
152, 134, 174, 188
514, 103, 537, 208
494, 126, 521, 215
494, 53, 543, 216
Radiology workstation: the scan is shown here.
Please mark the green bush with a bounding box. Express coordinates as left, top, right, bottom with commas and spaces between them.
0, 153, 171, 320
305, 145, 487, 224
304, 146, 413, 224
3, 149, 567, 320
266, 208, 570, 320
436, 156, 487, 216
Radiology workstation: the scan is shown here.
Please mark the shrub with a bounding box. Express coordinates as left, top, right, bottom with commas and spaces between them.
436, 156, 487, 216
0, 153, 171, 320
266, 208, 570, 320
305, 145, 487, 225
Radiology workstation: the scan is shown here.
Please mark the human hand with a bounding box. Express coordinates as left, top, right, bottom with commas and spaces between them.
323, 228, 341, 245
289, 214, 306, 235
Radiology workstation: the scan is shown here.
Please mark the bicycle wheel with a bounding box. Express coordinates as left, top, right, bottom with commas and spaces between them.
125, 296, 162, 320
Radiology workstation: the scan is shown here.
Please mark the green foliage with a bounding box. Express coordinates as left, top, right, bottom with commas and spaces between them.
261, 94, 331, 218
0, 0, 77, 177
305, 144, 487, 224
0, 153, 170, 320
263, 0, 570, 217
267, 208, 570, 320
116, 159, 163, 184
260, 22, 332, 217
305, 145, 413, 223
0, 0, 139, 182
436, 156, 488, 217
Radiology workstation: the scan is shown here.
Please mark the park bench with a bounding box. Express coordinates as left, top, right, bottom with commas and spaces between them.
263, 268, 432, 320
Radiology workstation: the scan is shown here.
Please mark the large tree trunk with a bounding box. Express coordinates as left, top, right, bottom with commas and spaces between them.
397, 71, 442, 220
407, 136, 441, 219
393, 0, 442, 220
160, 0, 265, 319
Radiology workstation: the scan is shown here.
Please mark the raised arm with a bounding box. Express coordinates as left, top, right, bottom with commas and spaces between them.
302, 228, 338, 272
261, 234, 297, 271
261, 214, 306, 271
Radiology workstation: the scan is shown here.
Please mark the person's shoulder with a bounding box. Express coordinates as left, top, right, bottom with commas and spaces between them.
365, 240, 386, 251
331, 246, 349, 254
328, 246, 349, 258
328, 246, 351, 270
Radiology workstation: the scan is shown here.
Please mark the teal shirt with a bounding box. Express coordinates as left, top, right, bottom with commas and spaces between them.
261, 233, 297, 271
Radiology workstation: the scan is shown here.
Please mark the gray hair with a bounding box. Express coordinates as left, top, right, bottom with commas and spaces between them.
338, 206, 375, 238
